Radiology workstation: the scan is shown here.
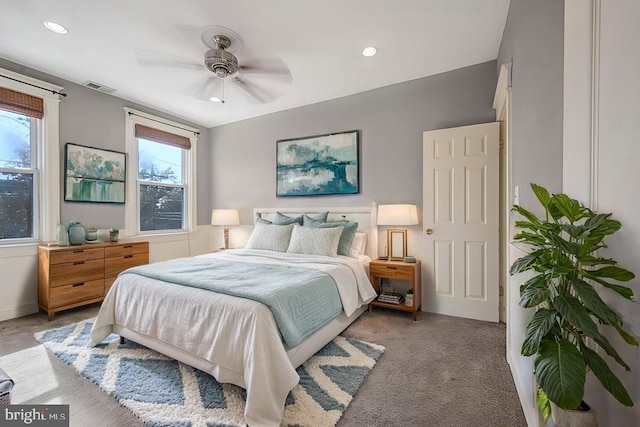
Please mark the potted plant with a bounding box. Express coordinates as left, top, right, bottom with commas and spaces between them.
510, 184, 637, 425
405, 288, 414, 307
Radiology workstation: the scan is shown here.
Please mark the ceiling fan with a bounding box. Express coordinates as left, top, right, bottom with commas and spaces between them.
136, 25, 292, 104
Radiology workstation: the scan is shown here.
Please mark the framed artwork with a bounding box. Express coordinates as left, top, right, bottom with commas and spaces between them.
276, 130, 359, 197
64, 143, 126, 204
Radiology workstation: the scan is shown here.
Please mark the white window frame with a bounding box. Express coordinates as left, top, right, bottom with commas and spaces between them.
0, 67, 61, 247
124, 107, 198, 237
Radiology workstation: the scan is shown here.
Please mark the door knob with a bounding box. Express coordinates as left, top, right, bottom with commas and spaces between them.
425, 228, 433, 235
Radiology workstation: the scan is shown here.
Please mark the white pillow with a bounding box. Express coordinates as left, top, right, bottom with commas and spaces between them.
246, 222, 294, 252
287, 224, 342, 256
349, 232, 368, 257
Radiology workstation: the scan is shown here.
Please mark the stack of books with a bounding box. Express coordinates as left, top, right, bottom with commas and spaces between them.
377, 292, 405, 305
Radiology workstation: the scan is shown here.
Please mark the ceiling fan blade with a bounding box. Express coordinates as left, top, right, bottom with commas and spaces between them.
238, 61, 291, 78
192, 76, 223, 101
231, 77, 277, 104
135, 49, 204, 71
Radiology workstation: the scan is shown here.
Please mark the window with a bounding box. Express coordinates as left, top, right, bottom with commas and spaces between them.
0, 70, 61, 245
125, 108, 197, 235
0, 109, 37, 239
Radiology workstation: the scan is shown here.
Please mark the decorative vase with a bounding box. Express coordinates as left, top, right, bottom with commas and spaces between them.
67, 223, 85, 245
551, 402, 598, 427
109, 228, 119, 242
56, 224, 69, 246
85, 228, 98, 242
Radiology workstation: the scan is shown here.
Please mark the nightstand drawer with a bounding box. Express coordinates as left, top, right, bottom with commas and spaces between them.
49, 247, 104, 265
50, 279, 104, 308
370, 263, 414, 280
50, 259, 105, 287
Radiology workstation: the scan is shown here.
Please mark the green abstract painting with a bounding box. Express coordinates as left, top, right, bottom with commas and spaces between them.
64, 143, 126, 203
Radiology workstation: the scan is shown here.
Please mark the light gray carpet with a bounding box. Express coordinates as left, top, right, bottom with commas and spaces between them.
0, 304, 526, 427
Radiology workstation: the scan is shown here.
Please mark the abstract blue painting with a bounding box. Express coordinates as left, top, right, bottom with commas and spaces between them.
277, 130, 359, 196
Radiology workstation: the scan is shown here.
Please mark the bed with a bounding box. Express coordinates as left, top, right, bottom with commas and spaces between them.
89, 206, 378, 427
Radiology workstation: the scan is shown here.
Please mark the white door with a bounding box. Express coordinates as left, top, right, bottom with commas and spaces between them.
422, 122, 500, 322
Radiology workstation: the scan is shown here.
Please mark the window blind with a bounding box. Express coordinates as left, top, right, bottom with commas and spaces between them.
0, 87, 44, 119
134, 124, 191, 150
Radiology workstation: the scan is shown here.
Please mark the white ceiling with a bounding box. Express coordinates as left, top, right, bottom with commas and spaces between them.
0, 0, 510, 128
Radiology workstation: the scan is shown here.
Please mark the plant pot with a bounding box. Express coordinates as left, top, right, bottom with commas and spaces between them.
405, 294, 414, 307
551, 402, 598, 427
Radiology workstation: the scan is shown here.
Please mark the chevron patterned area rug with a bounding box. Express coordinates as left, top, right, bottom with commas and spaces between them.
35, 320, 384, 427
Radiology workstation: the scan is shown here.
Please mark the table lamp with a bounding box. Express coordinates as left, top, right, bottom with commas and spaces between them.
377, 204, 419, 261
211, 209, 240, 250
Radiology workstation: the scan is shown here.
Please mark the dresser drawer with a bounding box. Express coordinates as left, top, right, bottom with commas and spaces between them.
105, 252, 149, 278
49, 279, 104, 308
105, 242, 148, 258
370, 263, 414, 280
49, 259, 105, 287
49, 247, 104, 265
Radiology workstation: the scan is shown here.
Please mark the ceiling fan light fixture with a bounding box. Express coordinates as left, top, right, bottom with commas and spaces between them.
362, 46, 377, 57
43, 21, 68, 34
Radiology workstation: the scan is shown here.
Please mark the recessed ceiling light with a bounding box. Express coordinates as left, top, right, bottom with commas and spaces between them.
362, 47, 377, 57
210, 97, 224, 103
43, 21, 68, 34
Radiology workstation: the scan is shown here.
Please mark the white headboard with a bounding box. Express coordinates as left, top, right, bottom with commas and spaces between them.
253, 204, 378, 258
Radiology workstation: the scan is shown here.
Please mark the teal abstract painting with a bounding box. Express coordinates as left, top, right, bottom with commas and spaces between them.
64, 143, 126, 203
277, 130, 359, 197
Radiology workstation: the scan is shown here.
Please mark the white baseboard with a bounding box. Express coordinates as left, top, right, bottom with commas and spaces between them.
0, 302, 38, 322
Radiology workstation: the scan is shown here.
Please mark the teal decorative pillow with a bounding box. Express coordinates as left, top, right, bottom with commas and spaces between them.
287, 225, 342, 256
262, 211, 330, 225
302, 215, 358, 256
246, 222, 294, 252
274, 212, 303, 225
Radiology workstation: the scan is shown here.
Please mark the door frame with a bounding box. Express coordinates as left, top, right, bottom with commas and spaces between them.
493, 62, 512, 359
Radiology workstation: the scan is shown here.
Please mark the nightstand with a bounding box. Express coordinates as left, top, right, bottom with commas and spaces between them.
369, 259, 422, 320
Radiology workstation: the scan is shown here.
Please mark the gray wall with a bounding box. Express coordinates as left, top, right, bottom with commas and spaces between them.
0, 58, 212, 228
497, 0, 565, 207
209, 61, 498, 225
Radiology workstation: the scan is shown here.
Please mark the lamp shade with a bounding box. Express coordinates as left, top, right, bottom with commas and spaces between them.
211, 209, 240, 226
377, 204, 419, 226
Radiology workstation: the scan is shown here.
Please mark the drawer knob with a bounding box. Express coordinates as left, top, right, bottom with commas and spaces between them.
124, 245, 133, 248
386, 266, 398, 270
72, 282, 85, 287
73, 261, 85, 265
124, 255, 133, 259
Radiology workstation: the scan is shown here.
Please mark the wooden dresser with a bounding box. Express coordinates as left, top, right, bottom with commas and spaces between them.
38, 240, 149, 319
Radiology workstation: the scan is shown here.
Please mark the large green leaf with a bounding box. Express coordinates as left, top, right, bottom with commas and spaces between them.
580, 343, 634, 407
512, 205, 542, 225
582, 274, 635, 300
522, 308, 558, 356
544, 232, 580, 256
553, 295, 629, 369
588, 219, 622, 240
535, 339, 585, 410
513, 231, 547, 247
520, 274, 551, 308
560, 224, 588, 239
510, 254, 537, 275
531, 183, 551, 211
610, 321, 639, 346
583, 213, 611, 232
537, 388, 552, 423
587, 266, 635, 282
551, 194, 584, 224
571, 279, 618, 324
576, 255, 617, 266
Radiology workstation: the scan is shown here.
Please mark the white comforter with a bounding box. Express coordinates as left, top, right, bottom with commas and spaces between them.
89, 249, 376, 426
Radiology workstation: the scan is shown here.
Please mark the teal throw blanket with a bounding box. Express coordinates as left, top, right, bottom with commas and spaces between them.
122, 257, 343, 348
